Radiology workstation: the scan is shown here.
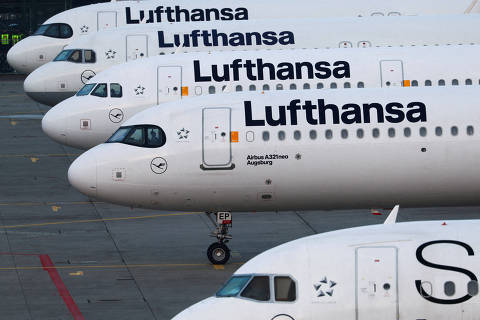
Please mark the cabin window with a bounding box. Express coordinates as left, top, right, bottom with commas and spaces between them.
438, 79, 445, 86
246, 131, 254, 142
444, 281, 455, 297
425, 80, 432, 87
317, 83, 324, 89
278, 131, 286, 141
76, 83, 96, 96
344, 82, 351, 89
330, 83, 337, 89
420, 127, 427, 137
435, 127, 442, 136
388, 128, 395, 138
110, 83, 122, 98
262, 131, 270, 141
452, 79, 459, 86
90, 83, 108, 98
240, 276, 270, 301
235, 85, 242, 92
107, 125, 166, 148
84, 50, 96, 63
412, 80, 418, 87
467, 126, 474, 136
356, 128, 364, 138
274, 276, 296, 302
468, 281, 479, 296
357, 82, 364, 88
404, 127, 411, 137
303, 83, 310, 90
419, 281, 433, 297
372, 128, 380, 138
341, 129, 348, 139
309, 130, 317, 140
276, 84, 283, 90
294, 130, 301, 140
325, 129, 333, 140
290, 84, 297, 90
263, 84, 270, 91
466, 79, 473, 85
249, 84, 256, 91
195, 86, 202, 95
451, 126, 459, 136
208, 86, 216, 94
216, 275, 251, 297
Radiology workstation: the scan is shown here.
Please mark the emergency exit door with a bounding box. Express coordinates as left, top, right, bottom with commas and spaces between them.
380, 60, 404, 87
97, 11, 117, 31
126, 35, 148, 61
356, 247, 398, 320
157, 66, 182, 103
202, 108, 232, 169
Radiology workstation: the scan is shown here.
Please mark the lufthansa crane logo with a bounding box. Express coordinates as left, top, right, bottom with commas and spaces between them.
81, 70, 96, 84
109, 108, 124, 123
150, 157, 167, 174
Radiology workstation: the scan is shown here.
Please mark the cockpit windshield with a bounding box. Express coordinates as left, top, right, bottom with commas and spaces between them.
216, 276, 251, 297
54, 49, 96, 63
33, 23, 73, 39
76, 83, 96, 96
107, 125, 166, 148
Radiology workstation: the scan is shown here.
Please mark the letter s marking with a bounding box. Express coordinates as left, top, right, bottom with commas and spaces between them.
415, 240, 476, 304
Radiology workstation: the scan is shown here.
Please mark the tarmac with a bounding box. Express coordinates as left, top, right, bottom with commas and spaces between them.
1, 77, 480, 319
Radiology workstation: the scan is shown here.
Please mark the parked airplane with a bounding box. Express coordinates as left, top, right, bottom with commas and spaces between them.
172, 217, 480, 319
25, 14, 480, 106
42, 45, 480, 149
68, 87, 480, 263
7, 0, 480, 74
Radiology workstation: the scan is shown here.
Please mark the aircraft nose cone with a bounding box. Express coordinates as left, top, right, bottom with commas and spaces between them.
68, 151, 97, 198
6, 44, 29, 74
42, 107, 67, 145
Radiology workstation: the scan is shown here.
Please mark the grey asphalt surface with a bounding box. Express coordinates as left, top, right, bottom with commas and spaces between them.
0, 78, 479, 319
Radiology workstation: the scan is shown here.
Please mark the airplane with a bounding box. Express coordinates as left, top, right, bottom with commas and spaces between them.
67, 86, 480, 263
7, 0, 480, 74
172, 216, 480, 320
24, 14, 480, 106
42, 44, 480, 149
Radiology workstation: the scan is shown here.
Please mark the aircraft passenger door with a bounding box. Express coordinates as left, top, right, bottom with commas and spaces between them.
97, 11, 117, 31
380, 60, 404, 87
356, 247, 398, 320
201, 108, 233, 170
157, 66, 182, 104
126, 35, 148, 61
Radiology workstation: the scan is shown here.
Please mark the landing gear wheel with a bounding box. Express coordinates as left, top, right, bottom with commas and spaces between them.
207, 242, 230, 265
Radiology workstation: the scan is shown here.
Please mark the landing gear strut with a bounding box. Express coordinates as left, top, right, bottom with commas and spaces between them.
206, 212, 232, 265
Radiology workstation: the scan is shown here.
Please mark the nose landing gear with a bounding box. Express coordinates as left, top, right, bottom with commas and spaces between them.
206, 212, 232, 265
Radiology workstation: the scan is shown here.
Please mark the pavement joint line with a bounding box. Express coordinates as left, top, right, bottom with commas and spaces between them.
0, 262, 244, 271
0, 153, 81, 159
0, 201, 104, 207
0, 94, 25, 98
0, 211, 202, 229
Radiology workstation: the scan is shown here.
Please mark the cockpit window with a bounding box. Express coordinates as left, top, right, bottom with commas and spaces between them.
216, 276, 251, 297
34, 23, 73, 39
110, 83, 123, 98
68, 50, 82, 63
274, 276, 296, 302
107, 125, 166, 148
91, 83, 107, 98
84, 50, 96, 63
76, 83, 96, 96
54, 50, 72, 62
240, 276, 270, 301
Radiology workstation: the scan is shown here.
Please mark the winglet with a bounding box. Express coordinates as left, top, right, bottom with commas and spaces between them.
384, 205, 399, 224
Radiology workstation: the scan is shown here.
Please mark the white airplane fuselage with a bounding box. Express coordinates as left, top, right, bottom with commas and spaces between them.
8, 0, 480, 74
172, 220, 480, 320
43, 44, 480, 149
68, 87, 480, 212
25, 14, 480, 106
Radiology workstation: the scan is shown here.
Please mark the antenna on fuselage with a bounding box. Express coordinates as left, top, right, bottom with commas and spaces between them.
384, 205, 399, 224
465, 0, 479, 13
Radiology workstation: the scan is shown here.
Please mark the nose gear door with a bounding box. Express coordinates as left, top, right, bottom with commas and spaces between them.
97, 11, 117, 31
201, 108, 234, 170
126, 35, 148, 61
356, 247, 398, 320
380, 60, 404, 87
157, 66, 182, 104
